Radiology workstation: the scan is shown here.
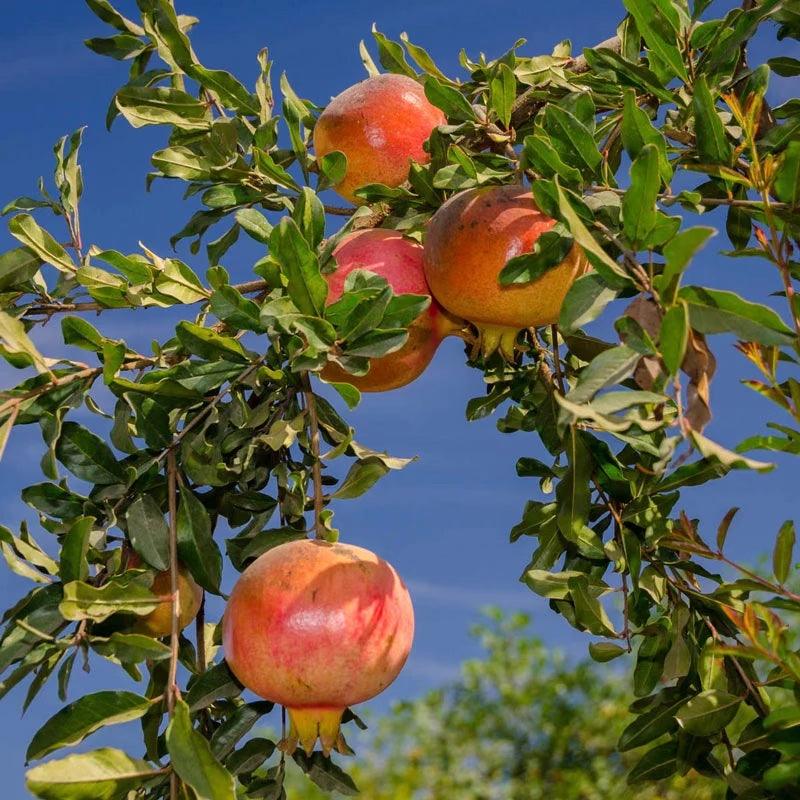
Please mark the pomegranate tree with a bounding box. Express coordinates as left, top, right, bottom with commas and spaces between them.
223, 539, 414, 756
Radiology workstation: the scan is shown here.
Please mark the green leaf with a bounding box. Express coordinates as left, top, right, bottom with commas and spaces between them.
692, 76, 732, 165
621, 90, 672, 183
185, 662, 242, 711
371, 26, 417, 77
210, 701, 273, 760
499, 224, 574, 286
659, 302, 689, 376
333, 458, 391, 499
567, 345, 640, 405
84, 34, 148, 60
26, 748, 159, 800
628, 742, 678, 783
691, 430, 773, 472
399, 33, 453, 84
775, 140, 800, 206
8, 214, 75, 273
235, 208, 273, 244
568, 576, 616, 636
56, 422, 124, 485
768, 56, 800, 76
657, 226, 716, 304
85, 0, 144, 35
125, 495, 169, 571
622, 144, 661, 247
619, 694, 685, 751
423, 76, 476, 121
0, 247, 42, 290
92, 632, 171, 664
556, 180, 628, 283
176, 321, 249, 363
773, 520, 796, 584
187, 65, 259, 116
115, 86, 210, 130
0, 311, 53, 374
60, 575, 158, 622
544, 105, 602, 173
587, 49, 674, 103
293, 752, 359, 796
680, 286, 795, 346
167, 699, 236, 800
60, 517, 94, 583
178, 485, 222, 594
676, 690, 742, 736
269, 217, 327, 316
489, 63, 516, 127
588, 642, 627, 662
622, 0, 688, 81
559, 273, 618, 333
293, 187, 325, 248
556, 429, 604, 559
27, 691, 152, 762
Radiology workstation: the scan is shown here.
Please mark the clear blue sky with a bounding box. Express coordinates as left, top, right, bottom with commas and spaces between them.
0, 1, 797, 797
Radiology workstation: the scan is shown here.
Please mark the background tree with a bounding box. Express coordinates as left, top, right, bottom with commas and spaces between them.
0, 0, 798, 798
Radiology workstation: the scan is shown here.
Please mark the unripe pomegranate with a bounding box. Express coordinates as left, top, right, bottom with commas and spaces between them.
423, 184, 588, 358
222, 539, 414, 756
314, 74, 446, 204
126, 553, 203, 638
321, 229, 461, 392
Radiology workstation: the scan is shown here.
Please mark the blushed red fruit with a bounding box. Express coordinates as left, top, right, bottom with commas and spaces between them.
423, 184, 588, 358
314, 73, 446, 203
222, 539, 414, 756
127, 554, 203, 638
321, 229, 460, 392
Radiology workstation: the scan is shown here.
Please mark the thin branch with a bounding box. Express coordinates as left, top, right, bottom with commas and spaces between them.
590, 185, 795, 211
166, 448, 181, 800
550, 324, 566, 395
301, 372, 324, 539
20, 278, 271, 320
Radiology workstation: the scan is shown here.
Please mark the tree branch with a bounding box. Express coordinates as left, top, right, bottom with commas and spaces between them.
301, 372, 325, 540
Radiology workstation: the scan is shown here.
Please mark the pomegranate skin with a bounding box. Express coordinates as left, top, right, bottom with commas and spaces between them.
423, 184, 587, 356
126, 553, 203, 638
321, 229, 459, 392
222, 539, 414, 754
314, 74, 446, 203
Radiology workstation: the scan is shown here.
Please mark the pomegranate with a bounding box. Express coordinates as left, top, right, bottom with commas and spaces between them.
222, 539, 414, 756
321, 229, 460, 392
423, 184, 588, 358
126, 554, 203, 638
314, 73, 446, 203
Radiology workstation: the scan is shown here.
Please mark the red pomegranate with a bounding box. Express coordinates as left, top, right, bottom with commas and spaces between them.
222, 539, 415, 756
423, 184, 588, 358
314, 73, 446, 203
321, 229, 461, 392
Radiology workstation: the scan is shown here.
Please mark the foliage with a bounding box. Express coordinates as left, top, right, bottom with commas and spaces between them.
286, 611, 725, 800
0, 0, 798, 798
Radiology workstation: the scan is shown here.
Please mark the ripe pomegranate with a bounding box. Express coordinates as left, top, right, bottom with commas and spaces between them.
126, 553, 203, 638
321, 229, 461, 392
314, 73, 446, 203
222, 539, 414, 756
423, 184, 588, 358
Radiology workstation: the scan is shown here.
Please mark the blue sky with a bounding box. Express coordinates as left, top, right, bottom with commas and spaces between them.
0, 1, 798, 796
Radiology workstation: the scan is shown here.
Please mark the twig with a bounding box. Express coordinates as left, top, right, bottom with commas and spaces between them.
21, 278, 270, 320
301, 372, 324, 539
550, 324, 566, 395
166, 449, 181, 800
590, 185, 794, 211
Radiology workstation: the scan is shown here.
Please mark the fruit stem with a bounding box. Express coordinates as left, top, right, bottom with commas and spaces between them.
301, 373, 325, 540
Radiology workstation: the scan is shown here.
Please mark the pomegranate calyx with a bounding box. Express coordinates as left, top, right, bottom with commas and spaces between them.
279, 707, 348, 757
474, 324, 522, 361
